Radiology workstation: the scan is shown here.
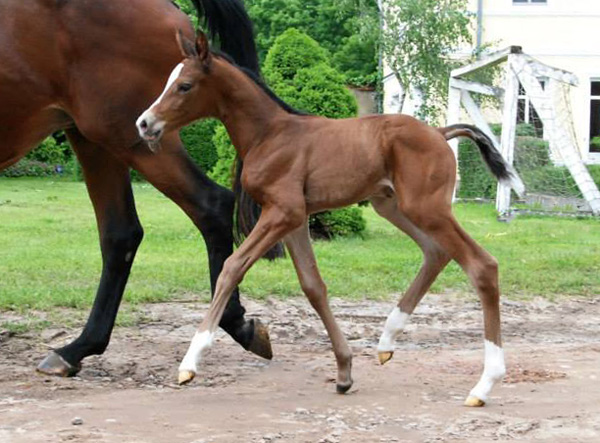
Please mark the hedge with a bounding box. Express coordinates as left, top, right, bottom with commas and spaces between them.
458, 124, 600, 200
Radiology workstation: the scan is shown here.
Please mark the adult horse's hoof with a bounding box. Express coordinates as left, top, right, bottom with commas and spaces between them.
464, 395, 485, 407
248, 319, 273, 360
37, 351, 81, 377
336, 379, 353, 394
178, 370, 196, 385
378, 351, 394, 365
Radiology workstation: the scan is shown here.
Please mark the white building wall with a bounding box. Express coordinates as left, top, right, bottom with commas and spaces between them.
466, 0, 600, 163
382, 0, 600, 162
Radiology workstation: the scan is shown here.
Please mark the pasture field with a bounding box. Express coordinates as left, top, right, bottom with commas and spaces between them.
1, 177, 599, 319
1, 178, 599, 442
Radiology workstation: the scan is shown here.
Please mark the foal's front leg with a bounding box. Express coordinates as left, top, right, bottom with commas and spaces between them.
285, 222, 353, 393
178, 205, 303, 385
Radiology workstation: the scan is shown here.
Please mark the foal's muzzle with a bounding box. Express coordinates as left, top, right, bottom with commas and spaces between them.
136, 110, 165, 143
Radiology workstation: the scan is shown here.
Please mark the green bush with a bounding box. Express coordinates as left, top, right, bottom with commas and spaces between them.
287, 63, 358, 117
27, 135, 72, 165
181, 119, 219, 173
332, 34, 378, 84
263, 30, 358, 119
458, 128, 600, 200
309, 206, 366, 239
0, 159, 57, 177
457, 140, 497, 199
263, 28, 329, 82
588, 165, 600, 186
208, 124, 236, 188
1, 135, 73, 178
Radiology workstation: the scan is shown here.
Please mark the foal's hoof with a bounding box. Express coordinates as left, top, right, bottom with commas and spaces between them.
378, 351, 394, 365
464, 395, 486, 407
336, 379, 353, 394
178, 370, 196, 386
248, 319, 273, 360
37, 351, 81, 377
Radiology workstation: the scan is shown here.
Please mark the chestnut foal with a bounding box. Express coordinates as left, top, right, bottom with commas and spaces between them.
137, 31, 524, 406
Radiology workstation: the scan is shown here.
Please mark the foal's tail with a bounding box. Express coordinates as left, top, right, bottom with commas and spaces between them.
439, 124, 525, 197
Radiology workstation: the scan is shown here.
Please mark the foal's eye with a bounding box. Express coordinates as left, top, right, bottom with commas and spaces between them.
178, 83, 193, 93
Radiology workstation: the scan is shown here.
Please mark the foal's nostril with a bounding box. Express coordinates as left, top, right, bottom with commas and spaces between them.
139, 119, 148, 130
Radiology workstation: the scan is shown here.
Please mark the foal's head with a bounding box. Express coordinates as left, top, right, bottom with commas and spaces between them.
136, 30, 217, 144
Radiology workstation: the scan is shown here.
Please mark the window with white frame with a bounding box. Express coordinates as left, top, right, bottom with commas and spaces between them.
517, 81, 545, 138
589, 81, 600, 153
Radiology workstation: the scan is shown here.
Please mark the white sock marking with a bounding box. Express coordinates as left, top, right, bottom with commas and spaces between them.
469, 340, 506, 402
179, 330, 214, 374
377, 307, 410, 352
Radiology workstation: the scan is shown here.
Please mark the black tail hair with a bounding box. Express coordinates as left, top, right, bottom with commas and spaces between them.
191, 0, 259, 73
441, 124, 525, 196
191, 0, 284, 259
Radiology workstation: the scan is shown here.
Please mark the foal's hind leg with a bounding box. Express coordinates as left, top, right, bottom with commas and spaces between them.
370, 195, 450, 365
285, 222, 353, 393
401, 201, 505, 407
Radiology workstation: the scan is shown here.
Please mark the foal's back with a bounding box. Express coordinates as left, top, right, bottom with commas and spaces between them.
266, 113, 456, 214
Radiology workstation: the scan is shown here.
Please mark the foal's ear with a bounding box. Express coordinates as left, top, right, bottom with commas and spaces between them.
195, 30, 212, 65
176, 29, 198, 58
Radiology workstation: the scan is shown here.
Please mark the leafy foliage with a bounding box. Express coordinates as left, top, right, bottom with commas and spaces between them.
310, 206, 367, 239
381, 0, 472, 120
459, 123, 600, 200
246, 0, 379, 85
23, 135, 71, 165
208, 124, 237, 188
263, 29, 358, 118
0, 160, 58, 178
175, 0, 380, 85
1, 135, 72, 178
263, 28, 329, 81
180, 119, 220, 172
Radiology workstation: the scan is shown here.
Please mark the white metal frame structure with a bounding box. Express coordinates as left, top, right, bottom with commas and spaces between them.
447, 46, 600, 216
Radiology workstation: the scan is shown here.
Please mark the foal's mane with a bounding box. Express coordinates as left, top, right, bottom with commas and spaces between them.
212, 50, 308, 116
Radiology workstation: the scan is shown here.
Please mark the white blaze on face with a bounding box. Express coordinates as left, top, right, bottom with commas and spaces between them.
178, 330, 215, 375
378, 307, 410, 352
469, 340, 506, 402
136, 63, 185, 138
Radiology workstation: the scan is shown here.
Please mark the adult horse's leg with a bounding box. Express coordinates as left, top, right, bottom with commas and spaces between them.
37, 129, 144, 376
370, 195, 451, 365
128, 134, 272, 359
176, 202, 304, 385
284, 222, 353, 393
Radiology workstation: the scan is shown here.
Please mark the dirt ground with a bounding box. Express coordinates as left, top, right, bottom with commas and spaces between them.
1, 294, 599, 443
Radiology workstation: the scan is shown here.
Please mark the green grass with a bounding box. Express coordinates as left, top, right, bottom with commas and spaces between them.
1, 178, 599, 314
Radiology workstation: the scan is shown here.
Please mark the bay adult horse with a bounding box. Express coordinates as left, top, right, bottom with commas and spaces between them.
0, 0, 274, 377
137, 31, 525, 407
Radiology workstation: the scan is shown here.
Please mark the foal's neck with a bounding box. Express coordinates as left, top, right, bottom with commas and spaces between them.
212, 60, 289, 158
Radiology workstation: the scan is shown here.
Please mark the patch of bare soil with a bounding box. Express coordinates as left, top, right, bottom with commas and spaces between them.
1, 294, 599, 442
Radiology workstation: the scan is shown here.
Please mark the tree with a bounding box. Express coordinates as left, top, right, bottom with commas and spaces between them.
380, 0, 473, 120
263, 29, 358, 119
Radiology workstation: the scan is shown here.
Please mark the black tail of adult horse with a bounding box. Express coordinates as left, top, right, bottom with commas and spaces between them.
191, 0, 259, 73
192, 0, 284, 259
